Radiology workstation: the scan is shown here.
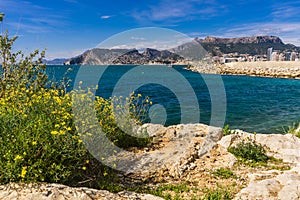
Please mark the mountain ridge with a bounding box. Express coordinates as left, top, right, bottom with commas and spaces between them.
196, 35, 284, 45
195, 35, 300, 56
64, 48, 183, 65
64, 35, 300, 65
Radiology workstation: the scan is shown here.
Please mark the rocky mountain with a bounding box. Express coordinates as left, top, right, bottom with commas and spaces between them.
194, 36, 300, 56
197, 35, 284, 44
63, 35, 300, 64
64, 48, 183, 65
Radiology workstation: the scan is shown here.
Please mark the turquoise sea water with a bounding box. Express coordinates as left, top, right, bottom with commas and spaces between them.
46, 65, 300, 134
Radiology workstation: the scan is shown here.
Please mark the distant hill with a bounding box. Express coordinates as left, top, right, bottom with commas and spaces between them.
43, 58, 69, 65
64, 35, 300, 65
64, 48, 183, 65
197, 35, 284, 44
194, 36, 300, 56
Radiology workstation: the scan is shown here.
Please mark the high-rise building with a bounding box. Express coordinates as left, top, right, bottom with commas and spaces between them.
286, 52, 291, 61
267, 48, 273, 61
279, 53, 285, 61
291, 52, 297, 61
271, 51, 279, 61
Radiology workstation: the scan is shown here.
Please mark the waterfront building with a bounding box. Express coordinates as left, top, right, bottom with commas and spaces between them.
267, 47, 273, 61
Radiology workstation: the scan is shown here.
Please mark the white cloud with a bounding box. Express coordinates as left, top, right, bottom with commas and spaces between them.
46, 49, 87, 60
271, 2, 300, 20
101, 15, 112, 19
130, 36, 146, 41
1, 0, 69, 34
106, 40, 182, 51
188, 32, 210, 37
131, 0, 226, 23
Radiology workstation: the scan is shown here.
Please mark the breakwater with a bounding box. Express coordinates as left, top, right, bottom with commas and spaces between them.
186, 61, 300, 79
220, 61, 300, 79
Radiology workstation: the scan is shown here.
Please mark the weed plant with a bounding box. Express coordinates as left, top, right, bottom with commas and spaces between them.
228, 139, 269, 164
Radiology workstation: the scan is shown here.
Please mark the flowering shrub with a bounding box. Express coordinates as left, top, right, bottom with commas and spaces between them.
0, 32, 151, 189
0, 87, 87, 183
95, 94, 151, 148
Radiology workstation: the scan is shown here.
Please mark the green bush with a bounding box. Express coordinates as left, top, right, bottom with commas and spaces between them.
94, 95, 151, 148
0, 85, 97, 185
222, 125, 236, 136
0, 31, 150, 189
228, 139, 269, 164
0, 31, 47, 95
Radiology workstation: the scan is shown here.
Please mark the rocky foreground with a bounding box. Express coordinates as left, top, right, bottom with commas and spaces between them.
1, 123, 300, 199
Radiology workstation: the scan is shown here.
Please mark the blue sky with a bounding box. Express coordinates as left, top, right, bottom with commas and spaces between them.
1, 0, 300, 59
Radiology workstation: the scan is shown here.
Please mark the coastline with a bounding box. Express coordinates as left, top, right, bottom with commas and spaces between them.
186, 61, 300, 79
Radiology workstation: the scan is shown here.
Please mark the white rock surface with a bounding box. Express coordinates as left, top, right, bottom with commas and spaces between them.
0, 183, 164, 200
222, 130, 300, 200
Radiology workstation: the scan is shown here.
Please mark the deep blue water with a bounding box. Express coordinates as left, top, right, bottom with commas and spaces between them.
46, 65, 300, 134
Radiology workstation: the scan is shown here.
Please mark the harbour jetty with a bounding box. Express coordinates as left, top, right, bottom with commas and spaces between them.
221, 61, 300, 78
187, 61, 300, 79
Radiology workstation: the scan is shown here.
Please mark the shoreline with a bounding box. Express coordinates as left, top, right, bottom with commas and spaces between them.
186, 61, 300, 79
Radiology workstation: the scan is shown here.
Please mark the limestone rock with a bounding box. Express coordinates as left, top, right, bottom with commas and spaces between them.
222, 130, 300, 200
117, 123, 224, 180
235, 167, 300, 200
218, 130, 300, 165
0, 183, 164, 200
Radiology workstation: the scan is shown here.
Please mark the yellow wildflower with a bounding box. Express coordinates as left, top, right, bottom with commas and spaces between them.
51, 130, 59, 135
14, 155, 22, 161
82, 166, 86, 170
32, 141, 37, 145
20, 166, 27, 178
